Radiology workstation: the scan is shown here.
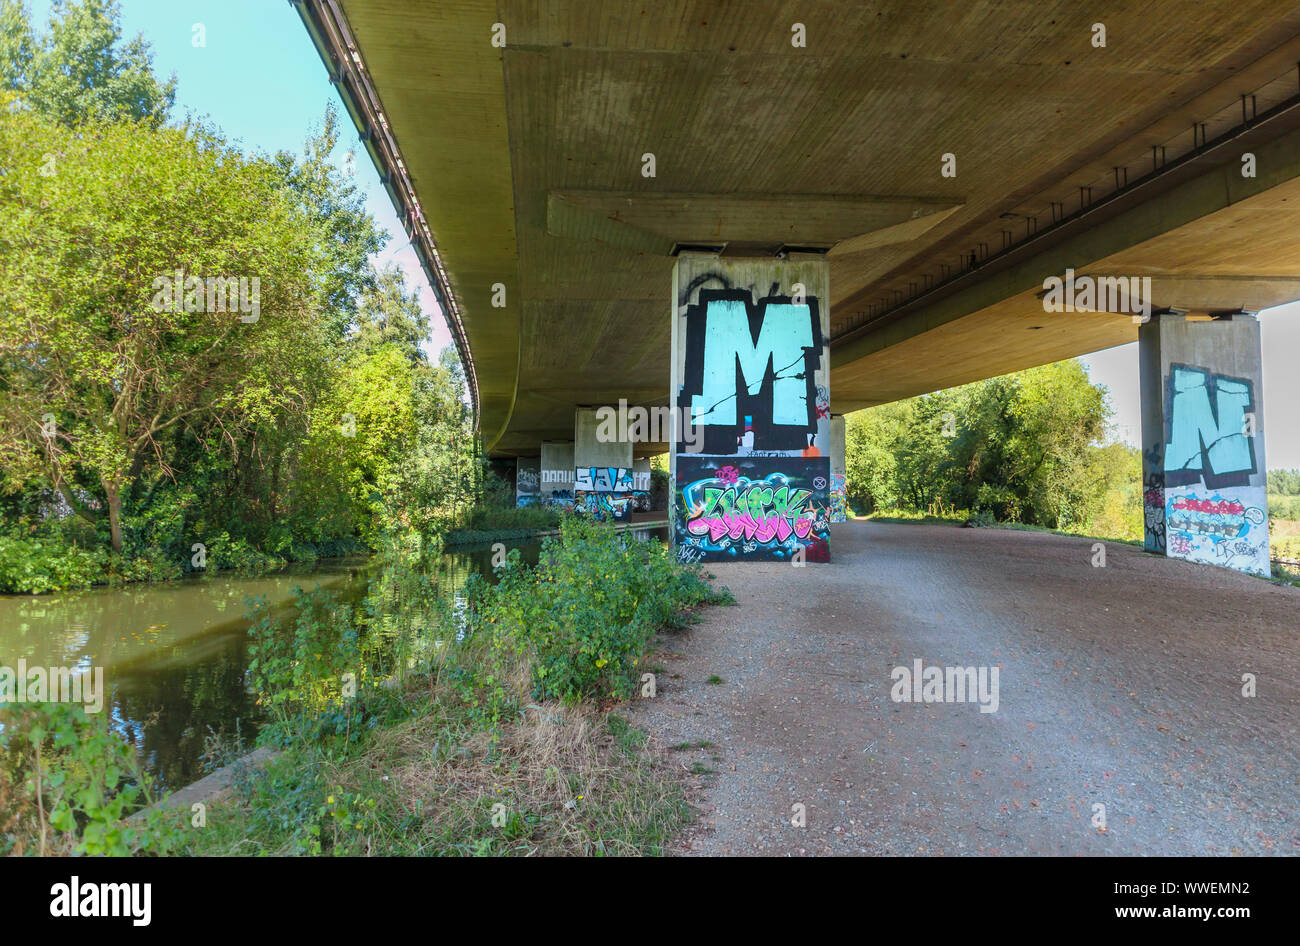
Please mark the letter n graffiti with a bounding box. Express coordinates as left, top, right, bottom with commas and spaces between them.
1164, 364, 1256, 489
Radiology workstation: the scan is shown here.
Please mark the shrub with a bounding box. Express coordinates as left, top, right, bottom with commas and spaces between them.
0, 703, 181, 856
459, 517, 727, 715
0, 536, 107, 593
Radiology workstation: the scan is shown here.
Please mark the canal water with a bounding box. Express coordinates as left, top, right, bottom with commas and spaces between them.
0, 527, 667, 790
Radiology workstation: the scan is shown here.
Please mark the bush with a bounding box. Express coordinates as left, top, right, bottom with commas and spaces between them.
0, 703, 181, 856
0, 536, 107, 593
445, 504, 562, 545
468, 504, 560, 532
459, 517, 728, 715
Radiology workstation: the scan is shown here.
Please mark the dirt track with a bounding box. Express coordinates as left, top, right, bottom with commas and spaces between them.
626, 521, 1300, 855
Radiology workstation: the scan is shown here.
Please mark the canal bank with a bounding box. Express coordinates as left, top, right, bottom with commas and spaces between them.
0, 524, 668, 790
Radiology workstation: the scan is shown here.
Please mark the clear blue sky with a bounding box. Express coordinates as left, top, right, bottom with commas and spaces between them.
28, 1, 1300, 469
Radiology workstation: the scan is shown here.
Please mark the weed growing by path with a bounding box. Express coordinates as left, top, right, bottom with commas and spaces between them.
184, 518, 726, 856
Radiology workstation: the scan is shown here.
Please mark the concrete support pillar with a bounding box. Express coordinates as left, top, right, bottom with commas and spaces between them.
829, 414, 848, 522
670, 252, 832, 562
539, 440, 574, 507
514, 456, 540, 507
633, 457, 652, 513
1139, 312, 1270, 576
574, 407, 632, 468
574, 407, 637, 520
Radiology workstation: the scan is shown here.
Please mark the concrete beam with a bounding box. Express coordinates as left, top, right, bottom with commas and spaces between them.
832, 113, 1300, 373
547, 191, 963, 255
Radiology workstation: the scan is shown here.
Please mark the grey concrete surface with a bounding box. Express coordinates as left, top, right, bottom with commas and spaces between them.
628, 520, 1300, 855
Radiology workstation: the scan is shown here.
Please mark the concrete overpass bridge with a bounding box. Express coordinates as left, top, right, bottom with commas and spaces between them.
295, 0, 1299, 575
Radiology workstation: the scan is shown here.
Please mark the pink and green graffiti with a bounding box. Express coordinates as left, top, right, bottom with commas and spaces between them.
684, 473, 816, 544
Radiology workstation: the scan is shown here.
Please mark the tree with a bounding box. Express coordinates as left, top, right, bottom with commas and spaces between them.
0, 0, 175, 127
1268, 469, 1300, 496
271, 104, 385, 340
0, 98, 324, 551
0, 1, 34, 96
845, 402, 905, 512
844, 358, 1123, 530
352, 262, 431, 362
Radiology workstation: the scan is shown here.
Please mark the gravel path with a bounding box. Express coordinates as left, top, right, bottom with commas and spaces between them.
626, 521, 1300, 856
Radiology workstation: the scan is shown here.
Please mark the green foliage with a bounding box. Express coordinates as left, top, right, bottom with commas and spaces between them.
459, 517, 729, 715
0, 0, 175, 127
0, 702, 182, 856
0, 91, 321, 551
351, 262, 431, 361
185, 536, 716, 857
0, 91, 477, 585
649, 466, 670, 510
1269, 494, 1300, 521
847, 359, 1140, 537
446, 504, 561, 545
269, 104, 385, 337
1267, 469, 1300, 496
246, 588, 365, 746
0, 534, 105, 592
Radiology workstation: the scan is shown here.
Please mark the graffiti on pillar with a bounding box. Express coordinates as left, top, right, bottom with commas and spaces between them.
515, 464, 540, 507
1167, 494, 1266, 540
1164, 492, 1268, 574
674, 456, 830, 562
540, 467, 575, 499
573, 491, 647, 522
1159, 364, 1269, 575
568, 466, 649, 521
542, 488, 575, 510
678, 288, 825, 457
1163, 364, 1255, 488
1142, 472, 1166, 554
829, 473, 848, 523
574, 467, 650, 492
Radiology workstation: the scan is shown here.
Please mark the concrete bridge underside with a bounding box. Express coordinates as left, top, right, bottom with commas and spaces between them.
297, 1, 1300, 456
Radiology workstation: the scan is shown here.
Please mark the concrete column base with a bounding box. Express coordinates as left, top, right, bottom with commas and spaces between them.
573, 407, 638, 520
829, 414, 848, 522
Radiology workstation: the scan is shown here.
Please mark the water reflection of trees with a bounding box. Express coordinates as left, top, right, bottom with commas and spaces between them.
111, 636, 260, 790
0, 534, 672, 791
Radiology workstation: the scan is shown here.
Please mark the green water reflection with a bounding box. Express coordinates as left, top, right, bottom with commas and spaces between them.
0, 527, 665, 790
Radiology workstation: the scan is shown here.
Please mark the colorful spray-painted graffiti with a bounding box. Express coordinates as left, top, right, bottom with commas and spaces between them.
575, 491, 644, 521
536, 487, 649, 519
574, 467, 650, 493
541, 488, 575, 509
1156, 364, 1269, 575
829, 473, 848, 523
677, 287, 827, 456
1164, 491, 1268, 574
1167, 494, 1263, 538
1164, 364, 1256, 488
564, 466, 650, 521
1142, 469, 1166, 554
672, 258, 831, 563
674, 457, 830, 562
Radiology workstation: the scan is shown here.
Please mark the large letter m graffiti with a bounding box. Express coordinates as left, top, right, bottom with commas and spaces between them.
680, 289, 823, 453
1164, 364, 1256, 488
